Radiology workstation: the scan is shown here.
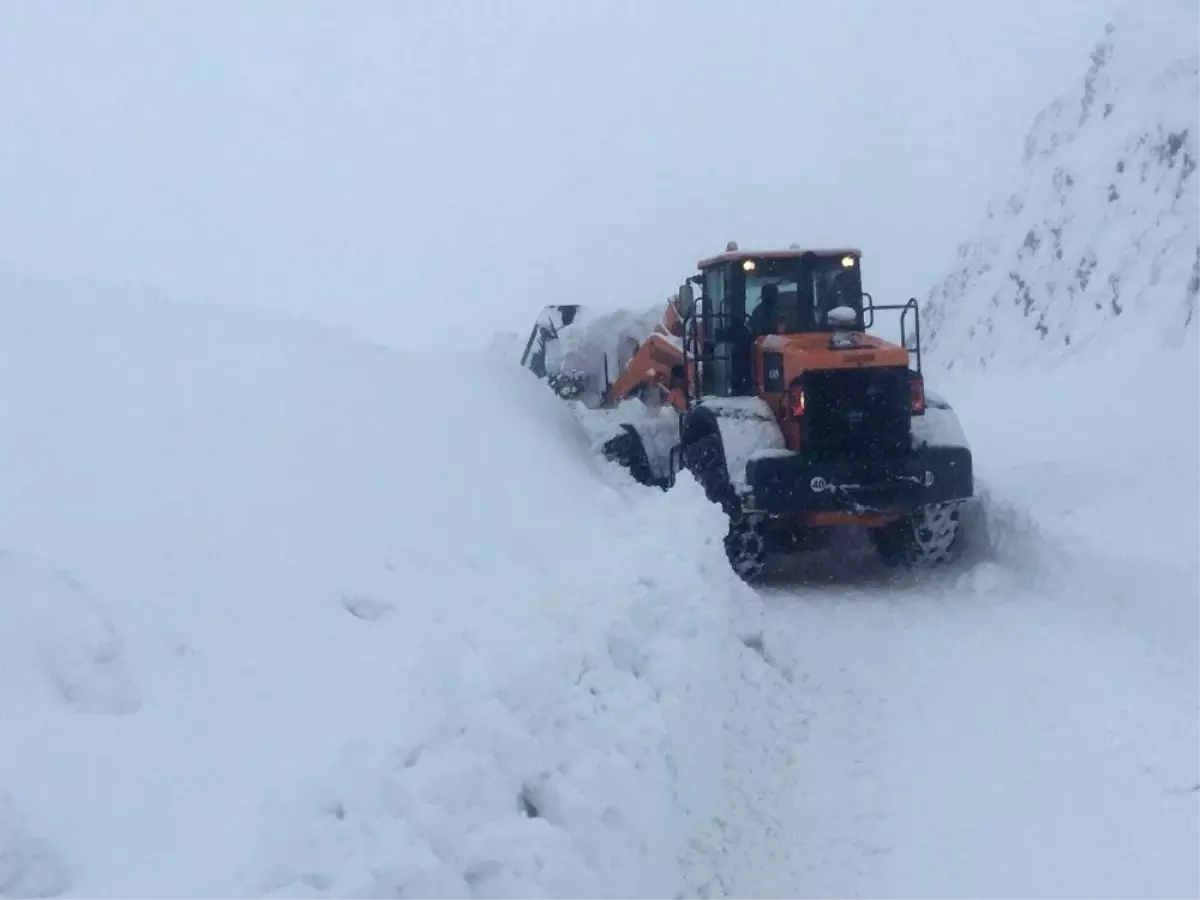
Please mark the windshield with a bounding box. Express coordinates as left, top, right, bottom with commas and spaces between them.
746, 258, 864, 334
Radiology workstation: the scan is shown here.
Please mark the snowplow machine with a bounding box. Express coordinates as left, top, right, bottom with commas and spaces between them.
520, 243, 975, 580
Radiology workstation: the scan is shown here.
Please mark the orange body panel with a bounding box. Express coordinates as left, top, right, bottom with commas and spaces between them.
755, 331, 909, 373
801, 511, 900, 527
606, 328, 911, 437
661, 299, 685, 337
607, 332, 684, 406
752, 331, 910, 451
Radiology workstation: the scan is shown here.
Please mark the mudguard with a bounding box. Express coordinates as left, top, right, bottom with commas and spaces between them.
696, 397, 787, 493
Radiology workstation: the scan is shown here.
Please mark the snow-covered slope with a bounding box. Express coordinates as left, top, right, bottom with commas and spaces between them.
0, 282, 751, 898
924, 0, 1199, 367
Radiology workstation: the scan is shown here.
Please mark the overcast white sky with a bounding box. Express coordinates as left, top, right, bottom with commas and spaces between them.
0, 0, 1124, 351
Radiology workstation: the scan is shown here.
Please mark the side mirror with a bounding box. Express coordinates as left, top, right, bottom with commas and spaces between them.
678, 283, 696, 317
827, 305, 857, 328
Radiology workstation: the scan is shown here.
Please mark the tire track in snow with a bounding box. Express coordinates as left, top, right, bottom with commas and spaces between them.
708, 529, 1198, 899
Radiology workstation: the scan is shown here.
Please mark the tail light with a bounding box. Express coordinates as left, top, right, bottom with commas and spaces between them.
909, 371, 926, 415
789, 385, 806, 417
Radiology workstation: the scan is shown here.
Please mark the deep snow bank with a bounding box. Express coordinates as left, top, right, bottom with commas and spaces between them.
924, 0, 1199, 366
0, 283, 749, 898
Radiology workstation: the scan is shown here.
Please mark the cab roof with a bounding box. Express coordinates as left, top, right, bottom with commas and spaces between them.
697, 245, 862, 270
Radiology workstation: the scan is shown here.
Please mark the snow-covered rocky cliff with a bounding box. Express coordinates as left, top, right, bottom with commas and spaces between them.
924, 0, 1199, 368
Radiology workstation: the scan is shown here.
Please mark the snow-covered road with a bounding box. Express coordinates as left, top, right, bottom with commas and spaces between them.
697, 344, 1200, 899
733, 561, 1197, 898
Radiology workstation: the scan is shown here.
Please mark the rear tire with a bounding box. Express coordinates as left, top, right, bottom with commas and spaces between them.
870, 501, 963, 568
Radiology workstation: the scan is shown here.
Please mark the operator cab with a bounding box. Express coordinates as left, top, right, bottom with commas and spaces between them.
688, 243, 868, 396
696, 243, 866, 338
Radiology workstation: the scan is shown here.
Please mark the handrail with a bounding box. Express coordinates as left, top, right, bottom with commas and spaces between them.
866, 295, 922, 374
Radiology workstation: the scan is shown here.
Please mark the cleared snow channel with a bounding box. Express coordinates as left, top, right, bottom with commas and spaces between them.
691, 337, 1199, 899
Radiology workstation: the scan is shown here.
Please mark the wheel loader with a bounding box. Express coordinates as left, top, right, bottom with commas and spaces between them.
520, 242, 975, 580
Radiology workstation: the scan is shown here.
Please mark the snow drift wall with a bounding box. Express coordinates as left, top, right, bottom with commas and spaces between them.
0, 283, 750, 898
924, 0, 1199, 368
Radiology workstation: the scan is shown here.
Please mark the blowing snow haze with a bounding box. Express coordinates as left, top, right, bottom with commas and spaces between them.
0, 0, 1123, 350
1, 2, 1198, 898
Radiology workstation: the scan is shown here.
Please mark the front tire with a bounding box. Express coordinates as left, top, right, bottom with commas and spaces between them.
602, 425, 659, 488
683, 435, 767, 581
725, 508, 767, 581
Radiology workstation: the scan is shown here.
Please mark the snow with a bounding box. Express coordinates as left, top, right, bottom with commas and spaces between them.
0, 281, 754, 898
687, 336, 1199, 899
680, 5, 1200, 895
16, 280, 1192, 899
3, 2, 1198, 896
910, 391, 970, 449
699, 397, 778, 417
572, 398, 681, 483
760, 334, 791, 352
8, 291, 1183, 897
747, 448, 796, 462
20, 273, 1184, 897
924, 0, 1199, 367
534, 303, 667, 408
702, 398, 787, 492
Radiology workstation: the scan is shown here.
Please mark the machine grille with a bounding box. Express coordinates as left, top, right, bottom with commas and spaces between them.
801, 366, 912, 465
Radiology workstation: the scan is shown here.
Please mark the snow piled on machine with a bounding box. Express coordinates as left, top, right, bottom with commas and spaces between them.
702, 398, 788, 492
911, 390, 970, 450
572, 398, 681, 484
524, 302, 689, 483
528, 303, 672, 408
0, 281, 753, 898
924, 0, 1199, 368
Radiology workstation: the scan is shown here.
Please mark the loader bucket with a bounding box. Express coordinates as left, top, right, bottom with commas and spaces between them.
520, 304, 581, 378
519, 303, 667, 407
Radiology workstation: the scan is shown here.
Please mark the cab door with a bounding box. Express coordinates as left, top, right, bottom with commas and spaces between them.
700, 263, 735, 397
